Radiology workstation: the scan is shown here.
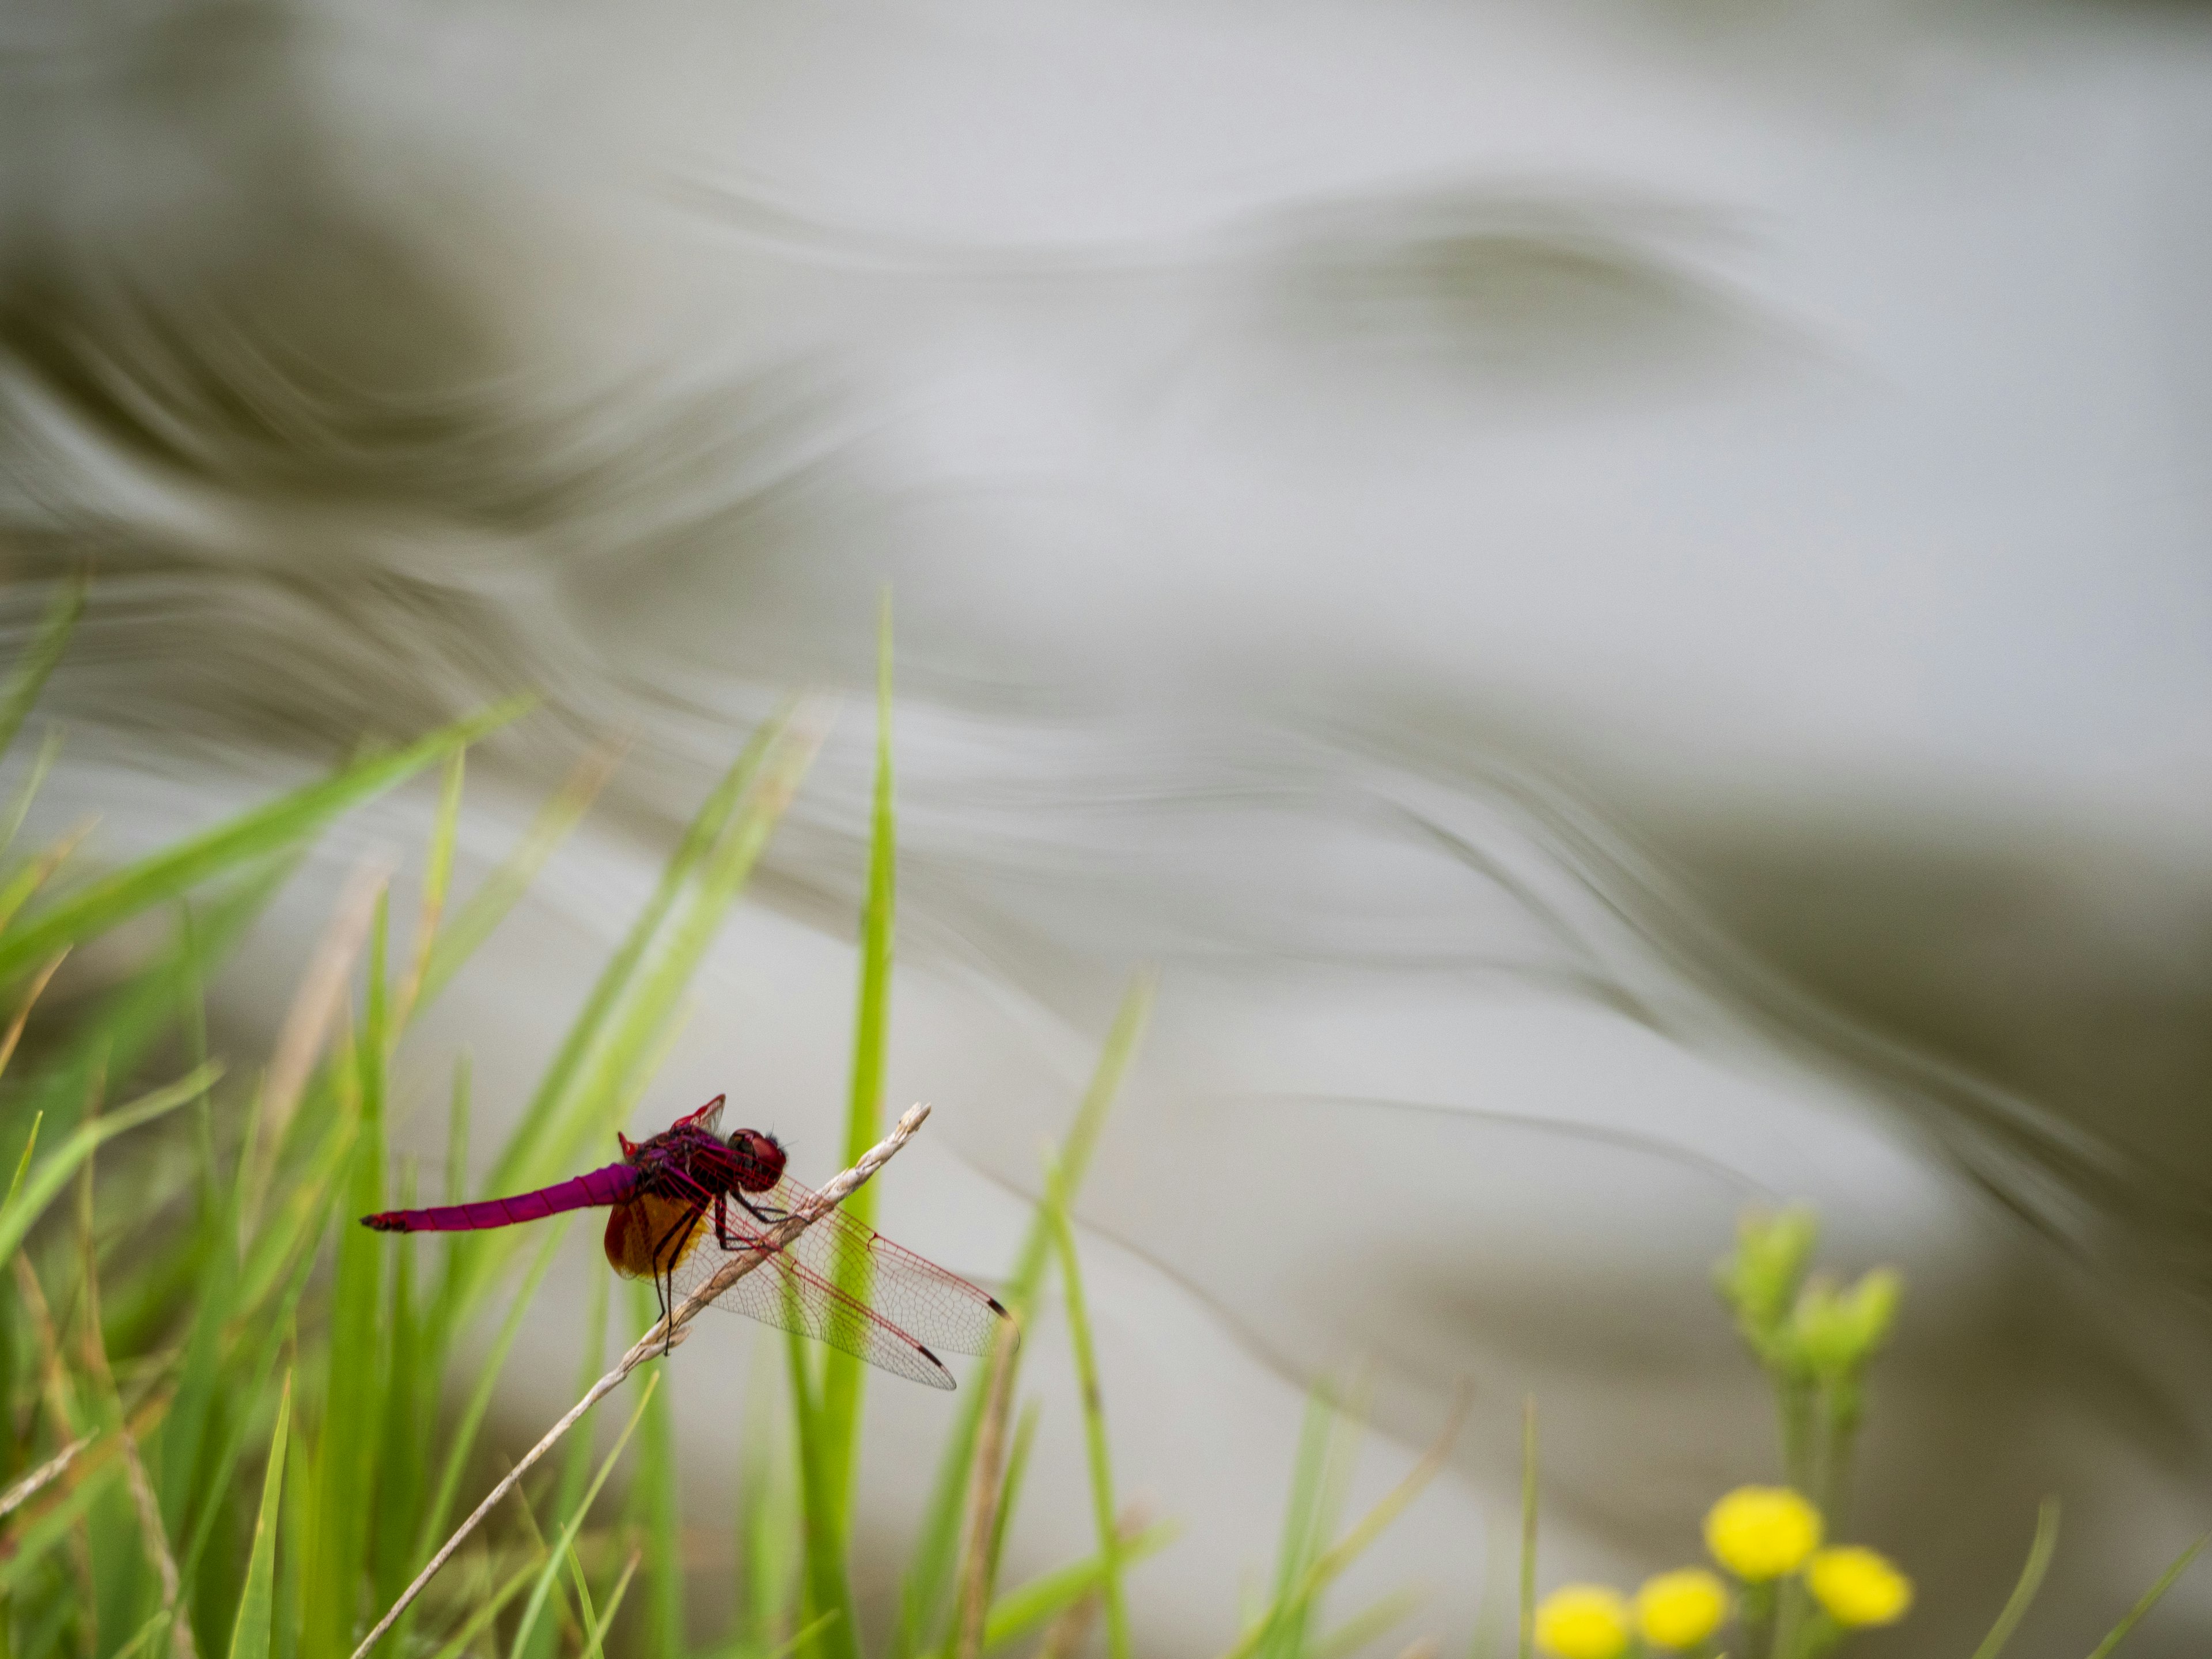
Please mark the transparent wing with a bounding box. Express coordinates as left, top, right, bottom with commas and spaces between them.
668, 1174, 1007, 1391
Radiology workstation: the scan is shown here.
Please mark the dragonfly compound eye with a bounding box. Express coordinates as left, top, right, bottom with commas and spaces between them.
729, 1130, 787, 1192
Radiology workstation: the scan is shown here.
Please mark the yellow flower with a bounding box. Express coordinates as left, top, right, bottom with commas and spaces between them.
1533, 1585, 1631, 1659
1705, 1486, 1823, 1581
1806, 1546, 1914, 1627
1635, 1567, 1730, 1649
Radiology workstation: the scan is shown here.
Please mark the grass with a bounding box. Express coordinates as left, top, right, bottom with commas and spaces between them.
0, 581, 2203, 1659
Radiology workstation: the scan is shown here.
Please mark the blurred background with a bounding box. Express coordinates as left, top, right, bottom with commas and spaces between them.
2, 0, 2210, 1653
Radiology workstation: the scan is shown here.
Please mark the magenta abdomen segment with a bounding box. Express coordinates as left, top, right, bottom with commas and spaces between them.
362, 1162, 638, 1233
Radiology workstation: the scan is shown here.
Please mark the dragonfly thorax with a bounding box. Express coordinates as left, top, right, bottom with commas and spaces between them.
617, 1121, 786, 1198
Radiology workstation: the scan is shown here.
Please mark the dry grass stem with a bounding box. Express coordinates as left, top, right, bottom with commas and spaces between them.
0, 816, 97, 929
392, 736, 626, 1029
1039, 1504, 1150, 1659
0, 1431, 96, 1520
12, 1254, 78, 1444
349, 1100, 938, 1659
253, 859, 388, 1208
1309, 1384, 1472, 1591
1218, 1387, 1473, 1659
953, 1316, 1024, 1659
1038, 1592, 1098, 1659
72, 1117, 196, 1659
0, 948, 67, 1082
116, 1421, 195, 1659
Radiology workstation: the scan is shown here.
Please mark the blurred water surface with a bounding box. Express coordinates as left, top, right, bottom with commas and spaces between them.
4, 0, 2211, 1651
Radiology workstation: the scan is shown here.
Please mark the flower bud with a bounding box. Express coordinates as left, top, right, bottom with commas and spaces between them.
1714, 1209, 1820, 1355
1789, 1276, 1858, 1376
1842, 1267, 1903, 1354
1805, 1546, 1914, 1627
1705, 1486, 1823, 1581
1634, 1567, 1729, 1650
1533, 1585, 1631, 1659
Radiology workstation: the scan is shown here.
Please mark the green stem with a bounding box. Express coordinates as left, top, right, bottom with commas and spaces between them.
1518, 1398, 1537, 1659
1740, 1580, 1777, 1659
1775, 1374, 1816, 1496
1817, 1392, 1861, 1536
1044, 1157, 1130, 1659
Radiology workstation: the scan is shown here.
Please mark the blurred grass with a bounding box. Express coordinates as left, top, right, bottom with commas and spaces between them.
0, 599, 1268, 1659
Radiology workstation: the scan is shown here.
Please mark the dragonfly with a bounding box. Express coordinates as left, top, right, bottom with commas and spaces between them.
362, 1096, 1007, 1389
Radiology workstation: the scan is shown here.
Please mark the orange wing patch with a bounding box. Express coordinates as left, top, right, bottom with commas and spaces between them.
603, 1195, 710, 1279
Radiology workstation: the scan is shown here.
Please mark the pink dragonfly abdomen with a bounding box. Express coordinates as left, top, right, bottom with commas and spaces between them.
362, 1161, 638, 1233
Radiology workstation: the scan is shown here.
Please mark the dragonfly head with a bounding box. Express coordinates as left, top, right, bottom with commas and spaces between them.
727, 1128, 786, 1193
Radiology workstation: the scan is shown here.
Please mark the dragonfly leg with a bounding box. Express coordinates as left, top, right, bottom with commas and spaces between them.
715, 1191, 780, 1251
732, 1192, 790, 1228
649, 1206, 706, 1357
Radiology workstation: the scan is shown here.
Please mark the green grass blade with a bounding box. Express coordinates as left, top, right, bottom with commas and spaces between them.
155, 1145, 243, 1542
1274, 1392, 1335, 1609
562, 1542, 603, 1659
735, 1339, 800, 1650
1467, 1502, 1514, 1659
1252, 1387, 1337, 1659
988, 1400, 1041, 1594
0, 575, 82, 763
1518, 1399, 1536, 1659
819, 594, 898, 1550
1224, 1395, 1468, 1659
787, 1310, 861, 1659
1043, 1152, 1130, 1659
2083, 1531, 2206, 1659
897, 974, 1153, 1658
0, 726, 63, 861
971, 1523, 1179, 1655
445, 1054, 471, 1209
5, 1111, 43, 1208
225, 1373, 295, 1659
517, 1260, 613, 1659
1310, 1587, 1426, 1659
424, 1561, 540, 1659
237, 1105, 358, 1317
397, 747, 465, 1012
0, 1455, 120, 1595
414, 743, 619, 1017
277, 1389, 315, 1659
109, 1610, 179, 1659
1968, 1497, 2060, 1659
579, 1551, 643, 1659
13, 850, 294, 1143
0, 1062, 217, 1262
409, 1217, 575, 1563
0, 698, 525, 984
301, 906, 391, 1659
626, 1281, 687, 1659
446, 711, 813, 1326
480, 709, 785, 1198
0, 820, 92, 938
506, 1371, 661, 1659
176, 1238, 321, 1597
372, 1169, 426, 1612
